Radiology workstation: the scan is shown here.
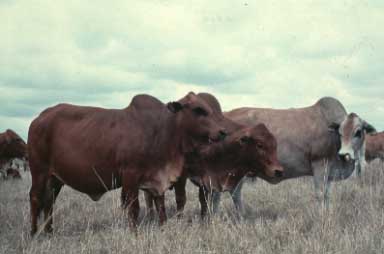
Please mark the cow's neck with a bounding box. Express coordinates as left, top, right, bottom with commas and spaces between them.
158, 112, 184, 160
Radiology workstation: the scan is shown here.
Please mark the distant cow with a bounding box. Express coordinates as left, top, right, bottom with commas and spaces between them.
28, 92, 227, 235
365, 132, 384, 162
0, 160, 23, 180
0, 129, 27, 178
336, 113, 376, 177
211, 97, 356, 212
145, 93, 283, 218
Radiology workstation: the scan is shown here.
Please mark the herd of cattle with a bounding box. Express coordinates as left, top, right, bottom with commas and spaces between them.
1, 92, 384, 236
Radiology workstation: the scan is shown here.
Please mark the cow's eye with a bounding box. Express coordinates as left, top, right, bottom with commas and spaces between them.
256, 142, 264, 149
355, 130, 362, 138
193, 107, 208, 116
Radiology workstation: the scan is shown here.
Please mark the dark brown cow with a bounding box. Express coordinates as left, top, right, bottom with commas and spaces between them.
365, 132, 384, 162
0, 129, 28, 176
28, 92, 227, 235
144, 93, 283, 218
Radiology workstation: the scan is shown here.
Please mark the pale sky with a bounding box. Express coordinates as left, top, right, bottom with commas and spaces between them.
1, 0, 383, 140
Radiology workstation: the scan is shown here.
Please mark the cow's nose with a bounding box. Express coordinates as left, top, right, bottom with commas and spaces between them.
274, 170, 283, 178
340, 153, 351, 162
218, 129, 227, 141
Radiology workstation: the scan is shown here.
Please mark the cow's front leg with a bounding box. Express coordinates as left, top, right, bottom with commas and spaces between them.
324, 178, 332, 209
144, 191, 156, 221
154, 195, 167, 225
199, 187, 218, 219
199, 187, 209, 218
211, 191, 221, 214
230, 177, 245, 214
174, 175, 187, 218
312, 167, 323, 202
311, 160, 330, 202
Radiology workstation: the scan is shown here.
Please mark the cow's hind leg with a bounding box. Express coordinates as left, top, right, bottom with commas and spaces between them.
29, 172, 48, 236
43, 175, 63, 233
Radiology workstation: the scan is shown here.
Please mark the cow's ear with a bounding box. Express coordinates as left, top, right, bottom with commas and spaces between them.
363, 121, 376, 134
239, 135, 254, 146
328, 122, 340, 133
167, 102, 183, 113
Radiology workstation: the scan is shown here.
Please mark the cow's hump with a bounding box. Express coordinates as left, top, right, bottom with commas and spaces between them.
128, 94, 164, 110
315, 97, 347, 125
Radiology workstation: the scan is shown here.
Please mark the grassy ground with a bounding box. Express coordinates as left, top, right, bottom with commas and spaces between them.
1, 161, 384, 254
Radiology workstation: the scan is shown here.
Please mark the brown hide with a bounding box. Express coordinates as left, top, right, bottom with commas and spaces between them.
28, 92, 226, 235
365, 132, 384, 162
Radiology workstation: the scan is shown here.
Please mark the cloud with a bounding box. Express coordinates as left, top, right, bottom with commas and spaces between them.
0, 0, 383, 140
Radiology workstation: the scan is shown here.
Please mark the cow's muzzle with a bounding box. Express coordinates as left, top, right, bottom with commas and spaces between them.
339, 153, 352, 162
274, 169, 283, 178
209, 129, 227, 143
218, 130, 227, 141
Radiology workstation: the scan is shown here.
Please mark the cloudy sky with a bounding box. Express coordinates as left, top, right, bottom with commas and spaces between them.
1, 0, 383, 140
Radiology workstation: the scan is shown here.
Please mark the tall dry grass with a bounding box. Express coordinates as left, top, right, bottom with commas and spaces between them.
1, 161, 384, 254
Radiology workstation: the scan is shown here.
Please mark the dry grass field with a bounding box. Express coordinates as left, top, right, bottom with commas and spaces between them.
1, 161, 384, 254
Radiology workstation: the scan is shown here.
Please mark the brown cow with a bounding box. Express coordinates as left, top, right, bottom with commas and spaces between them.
0, 129, 27, 177
144, 93, 283, 218
365, 132, 384, 162
28, 92, 227, 235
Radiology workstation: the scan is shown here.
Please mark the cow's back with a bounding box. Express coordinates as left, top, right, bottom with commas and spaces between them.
30, 97, 167, 160
28, 103, 103, 156
28, 98, 174, 194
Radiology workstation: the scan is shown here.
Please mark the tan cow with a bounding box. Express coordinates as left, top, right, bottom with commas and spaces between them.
213, 97, 356, 212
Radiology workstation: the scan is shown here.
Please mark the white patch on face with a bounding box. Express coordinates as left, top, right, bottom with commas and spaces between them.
339, 144, 355, 159
339, 116, 364, 160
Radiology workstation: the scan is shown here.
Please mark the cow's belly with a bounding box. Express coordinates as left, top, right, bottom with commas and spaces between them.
277, 145, 313, 178
52, 161, 121, 199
